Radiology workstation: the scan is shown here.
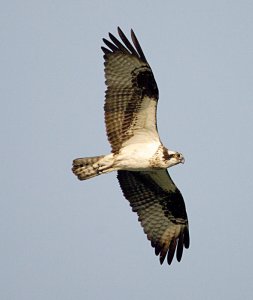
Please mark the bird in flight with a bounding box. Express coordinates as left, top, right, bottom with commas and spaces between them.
72, 27, 189, 265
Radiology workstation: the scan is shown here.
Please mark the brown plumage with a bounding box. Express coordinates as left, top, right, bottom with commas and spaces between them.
102, 28, 158, 153
117, 170, 189, 264
72, 27, 189, 265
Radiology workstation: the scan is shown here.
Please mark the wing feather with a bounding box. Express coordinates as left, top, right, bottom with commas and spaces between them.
102, 38, 119, 52
108, 32, 129, 53
117, 27, 139, 57
130, 29, 147, 63
102, 27, 159, 153
117, 169, 189, 265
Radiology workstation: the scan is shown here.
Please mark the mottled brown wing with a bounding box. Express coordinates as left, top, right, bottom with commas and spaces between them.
102, 27, 159, 153
117, 169, 189, 265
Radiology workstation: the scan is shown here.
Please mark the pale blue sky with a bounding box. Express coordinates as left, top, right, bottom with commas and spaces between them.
1, 1, 253, 299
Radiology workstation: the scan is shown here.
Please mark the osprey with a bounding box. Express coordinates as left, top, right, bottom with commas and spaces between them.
72, 27, 189, 265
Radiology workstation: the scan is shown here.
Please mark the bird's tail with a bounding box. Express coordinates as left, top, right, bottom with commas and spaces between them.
72, 155, 106, 180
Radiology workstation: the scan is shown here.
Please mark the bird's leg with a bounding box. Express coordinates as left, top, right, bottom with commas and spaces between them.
94, 155, 115, 175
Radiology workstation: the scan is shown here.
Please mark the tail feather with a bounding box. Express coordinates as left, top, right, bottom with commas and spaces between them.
72, 155, 105, 180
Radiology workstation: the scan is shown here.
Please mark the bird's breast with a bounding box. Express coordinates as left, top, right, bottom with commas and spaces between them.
113, 142, 163, 171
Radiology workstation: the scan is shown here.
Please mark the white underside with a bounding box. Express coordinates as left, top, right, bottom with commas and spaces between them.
114, 141, 161, 170
97, 140, 166, 174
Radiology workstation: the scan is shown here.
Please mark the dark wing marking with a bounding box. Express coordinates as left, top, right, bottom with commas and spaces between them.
102, 27, 159, 153
117, 169, 189, 265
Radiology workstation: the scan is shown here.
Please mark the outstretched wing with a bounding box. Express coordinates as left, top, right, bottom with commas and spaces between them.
102, 27, 159, 153
117, 169, 189, 265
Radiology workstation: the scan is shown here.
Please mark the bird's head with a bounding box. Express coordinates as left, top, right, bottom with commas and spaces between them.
166, 150, 185, 168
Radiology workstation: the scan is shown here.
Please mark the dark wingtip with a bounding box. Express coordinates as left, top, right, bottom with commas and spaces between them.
130, 28, 147, 62
176, 234, 184, 262
101, 46, 111, 55
184, 227, 190, 249
102, 27, 147, 63
167, 239, 177, 265
117, 26, 123, 35
154, 244, 162, 256
159, 254, 166, 265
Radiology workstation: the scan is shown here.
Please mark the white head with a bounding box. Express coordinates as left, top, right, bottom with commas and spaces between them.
165, 150, 185, 168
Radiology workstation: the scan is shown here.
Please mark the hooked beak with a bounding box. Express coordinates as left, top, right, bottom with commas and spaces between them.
180, 156, 185, 164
